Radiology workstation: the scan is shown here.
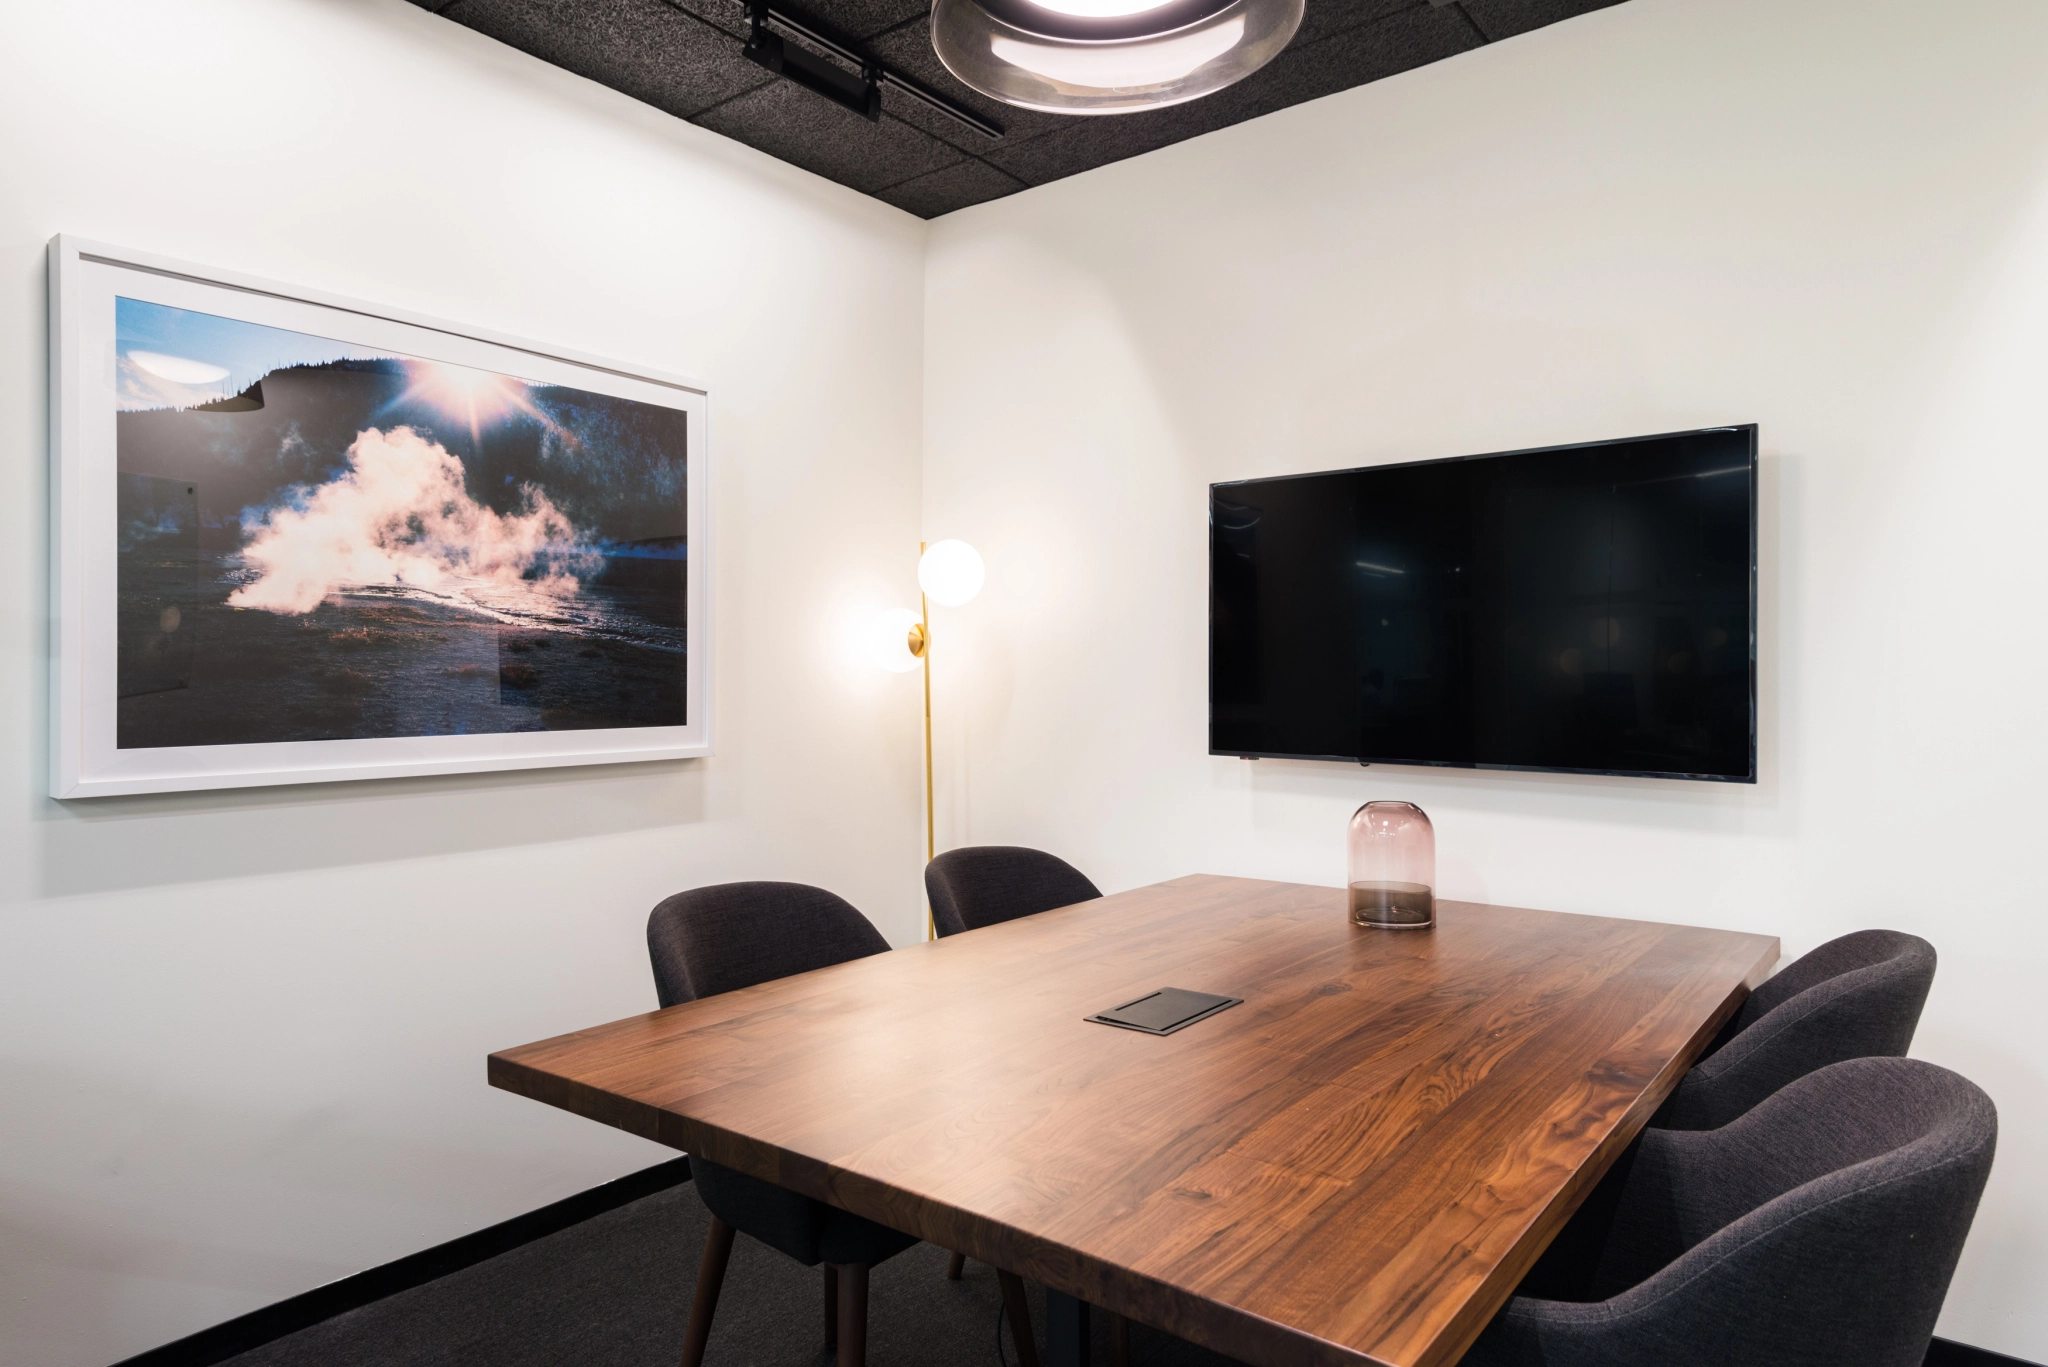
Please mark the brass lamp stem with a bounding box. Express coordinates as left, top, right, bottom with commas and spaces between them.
920, 542, 936, 940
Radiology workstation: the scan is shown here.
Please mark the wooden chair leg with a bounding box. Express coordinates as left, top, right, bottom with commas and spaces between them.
946, 1251, 967, 1280
997, 1270, 1042, 1367
1111, 1311, 1131, 1367
823, 1264, 840, 1349
679, 1216, 736, 1367
834, 1262, 870, 1367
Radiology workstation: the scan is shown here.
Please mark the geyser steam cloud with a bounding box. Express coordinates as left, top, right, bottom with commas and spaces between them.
229, 426, 597, 615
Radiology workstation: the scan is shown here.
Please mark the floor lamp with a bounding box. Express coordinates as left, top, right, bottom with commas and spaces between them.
874, 539, 984, 938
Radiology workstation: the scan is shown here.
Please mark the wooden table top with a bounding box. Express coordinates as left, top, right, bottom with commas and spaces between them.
490, 875, 1777, 1367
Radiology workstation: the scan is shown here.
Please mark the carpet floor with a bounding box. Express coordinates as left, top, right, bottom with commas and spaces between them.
222, 1179, 1251, 1367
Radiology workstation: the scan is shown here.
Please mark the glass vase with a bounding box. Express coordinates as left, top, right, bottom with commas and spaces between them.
1347, 801, 1435, 929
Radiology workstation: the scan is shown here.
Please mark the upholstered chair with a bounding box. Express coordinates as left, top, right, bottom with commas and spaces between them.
1656, 929, 1935, 1129
924, 845, 1102, 938
1468, 1056, 1995, 1367
649, 881, 1040, 1367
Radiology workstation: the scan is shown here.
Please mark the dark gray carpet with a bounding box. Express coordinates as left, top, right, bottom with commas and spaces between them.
225, 1179, 1248, 1367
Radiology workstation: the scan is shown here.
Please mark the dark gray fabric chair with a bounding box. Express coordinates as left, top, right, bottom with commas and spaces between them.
924, 845, 1102, 938
919, 847, 1123, 1360
648, 879, 890, 1006
647, 882, 932, 1367
1463, 1056, 1996, 1367
1655, 928, 1936, 1129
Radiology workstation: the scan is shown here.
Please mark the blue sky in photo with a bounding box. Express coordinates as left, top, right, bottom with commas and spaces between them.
116, 297, 396, 410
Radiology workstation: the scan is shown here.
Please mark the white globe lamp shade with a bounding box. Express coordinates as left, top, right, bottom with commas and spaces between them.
918, 539, 986, 607
872, 607, 926, 673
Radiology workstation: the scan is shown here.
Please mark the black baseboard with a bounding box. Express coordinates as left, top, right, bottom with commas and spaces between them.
99, 1152, 2033, 1367
108, 1157, 691, 1367
1928, 1340, 2044, 1367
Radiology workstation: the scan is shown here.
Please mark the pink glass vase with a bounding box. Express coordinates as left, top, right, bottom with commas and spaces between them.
1347, 801, 1435, 929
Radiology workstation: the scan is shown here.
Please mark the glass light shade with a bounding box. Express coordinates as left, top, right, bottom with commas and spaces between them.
931, 0, 1302, 115
872, 607, 925, 672
1347, 801, 1435, 930
918, 539, 985, 606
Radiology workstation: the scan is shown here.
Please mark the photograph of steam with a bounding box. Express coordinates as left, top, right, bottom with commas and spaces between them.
115, 298, 688, 749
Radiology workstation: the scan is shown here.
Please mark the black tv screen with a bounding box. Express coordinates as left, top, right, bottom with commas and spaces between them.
1210, 426, 1757, 781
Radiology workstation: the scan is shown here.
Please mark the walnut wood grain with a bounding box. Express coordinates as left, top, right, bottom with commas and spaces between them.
490, 875, 1776, 1367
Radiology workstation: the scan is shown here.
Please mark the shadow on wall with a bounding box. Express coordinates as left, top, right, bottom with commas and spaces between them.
29, 759, 708, 899
0, 1054, 662, 1365
1232, 748, 1770, 834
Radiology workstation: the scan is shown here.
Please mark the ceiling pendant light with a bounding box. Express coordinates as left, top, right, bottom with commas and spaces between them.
932, 0, 1301, 115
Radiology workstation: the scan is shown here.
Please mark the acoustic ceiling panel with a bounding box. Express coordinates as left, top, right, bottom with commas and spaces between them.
447, 0, 763, 116
692, 74, 969, 193
413, 0, 1627, 217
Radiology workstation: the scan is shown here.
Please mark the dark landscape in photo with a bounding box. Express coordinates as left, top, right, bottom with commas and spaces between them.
114, 299, 688, 749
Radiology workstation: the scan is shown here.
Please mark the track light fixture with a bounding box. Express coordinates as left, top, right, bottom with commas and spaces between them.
736, 0, 1004, 139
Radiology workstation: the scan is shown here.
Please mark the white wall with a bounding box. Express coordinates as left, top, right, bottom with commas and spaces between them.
924, 0, 2048, 1357
0, 2, 930, 1363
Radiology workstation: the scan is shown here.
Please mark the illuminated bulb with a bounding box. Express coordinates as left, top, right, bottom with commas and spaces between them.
872, 607, 926, 673
918, 540, 985, 607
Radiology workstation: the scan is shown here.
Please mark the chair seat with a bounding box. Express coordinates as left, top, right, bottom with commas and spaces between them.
693, 1158, 919, 1268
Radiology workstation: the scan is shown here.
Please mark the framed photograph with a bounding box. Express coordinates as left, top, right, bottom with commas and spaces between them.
48, 236, 711, 798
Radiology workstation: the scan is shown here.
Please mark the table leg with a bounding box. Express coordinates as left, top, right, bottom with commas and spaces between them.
1045, 1290, 1091, 1367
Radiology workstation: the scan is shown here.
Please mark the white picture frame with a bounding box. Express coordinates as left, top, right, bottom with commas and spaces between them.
48, 235, 712, 798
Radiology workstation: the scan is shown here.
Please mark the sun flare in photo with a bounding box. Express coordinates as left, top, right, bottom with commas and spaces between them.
398, 362, 546, 446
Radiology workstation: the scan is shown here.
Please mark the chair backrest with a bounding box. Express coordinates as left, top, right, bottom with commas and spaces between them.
1573, 1057, 1996, 1367
1657, 927, 1935, 1129
924, 845, 1102, 937
646, 881, 889, 1008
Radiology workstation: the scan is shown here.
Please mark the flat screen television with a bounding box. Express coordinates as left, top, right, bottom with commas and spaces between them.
1210, 426, 1757, 782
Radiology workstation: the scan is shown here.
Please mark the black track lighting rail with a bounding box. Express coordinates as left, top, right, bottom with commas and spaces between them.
737, 0, 1004, 139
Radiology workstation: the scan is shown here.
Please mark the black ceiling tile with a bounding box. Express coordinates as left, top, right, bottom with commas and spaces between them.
1460, 0, 1621, 43
648, 0, 749, 38
1232, 0, 1482, 115
448, 0, 764, 116
672, 0, 933, 42
879, 84, 1029, 162
974, 101, 1237, 187
1291, 0, 1431, 49
693, 77, 965, 192
979, 3, 1478, 185
872, 157, 1029, 216
801, 0, 934, 41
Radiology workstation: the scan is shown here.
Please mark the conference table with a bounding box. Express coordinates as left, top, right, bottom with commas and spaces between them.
489, 875, 1777, 1367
